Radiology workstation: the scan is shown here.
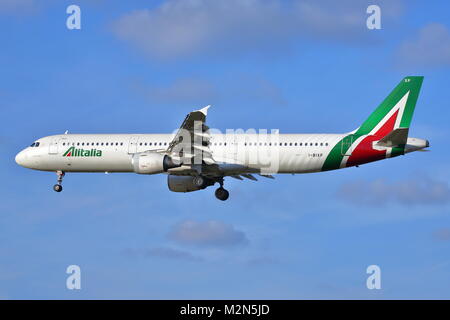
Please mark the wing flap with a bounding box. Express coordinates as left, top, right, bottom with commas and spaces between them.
241, 174, 258, 181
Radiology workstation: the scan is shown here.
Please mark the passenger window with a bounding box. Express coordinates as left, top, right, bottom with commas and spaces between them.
315, 143, 318, 146
106, 143, 109, 146
139, 143, 143, 146
116, 142, 119, 146
121, 142, 123, 146
289, 143, 292, 146
149, 142, 152, 146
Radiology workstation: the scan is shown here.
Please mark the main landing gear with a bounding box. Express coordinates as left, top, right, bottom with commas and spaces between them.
214, 178, 229, 201
53, 170, 65, 192
194, 175, 229, 201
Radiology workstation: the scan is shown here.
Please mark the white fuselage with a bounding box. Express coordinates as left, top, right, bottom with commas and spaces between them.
15, 133, 345, 174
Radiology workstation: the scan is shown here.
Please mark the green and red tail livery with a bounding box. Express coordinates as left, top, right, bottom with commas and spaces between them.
322, 76, 424, 171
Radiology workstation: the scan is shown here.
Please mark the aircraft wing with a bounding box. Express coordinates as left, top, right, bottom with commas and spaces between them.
164, 106, 275, 182
166, 105, 215, 166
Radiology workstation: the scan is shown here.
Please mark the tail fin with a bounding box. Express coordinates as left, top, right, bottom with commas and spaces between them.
354, 76, 423, 136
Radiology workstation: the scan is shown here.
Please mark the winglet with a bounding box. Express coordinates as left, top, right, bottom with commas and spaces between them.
197, 105, 211, 116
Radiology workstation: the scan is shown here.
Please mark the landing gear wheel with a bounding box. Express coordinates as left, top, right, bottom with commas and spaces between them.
53, 170, 65, 193
215, 187, 229, 201
193, 176, 205, 188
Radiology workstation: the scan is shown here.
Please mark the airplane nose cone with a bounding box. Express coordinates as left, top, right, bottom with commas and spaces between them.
15, 150, 27, 167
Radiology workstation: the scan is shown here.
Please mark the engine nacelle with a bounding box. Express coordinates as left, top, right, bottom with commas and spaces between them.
167, 175, 214, 192
132, 152, 179, 174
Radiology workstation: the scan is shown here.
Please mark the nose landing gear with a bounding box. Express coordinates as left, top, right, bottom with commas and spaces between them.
53, 170, 65, 192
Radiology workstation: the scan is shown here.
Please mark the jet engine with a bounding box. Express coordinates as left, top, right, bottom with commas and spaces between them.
167, 175, 214, 192
132, 152, 179, 174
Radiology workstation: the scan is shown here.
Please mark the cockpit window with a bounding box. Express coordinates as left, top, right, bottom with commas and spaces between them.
35, 142, 40, 147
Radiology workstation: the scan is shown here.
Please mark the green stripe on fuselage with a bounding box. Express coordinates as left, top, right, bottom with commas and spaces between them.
322, 134, 356, 171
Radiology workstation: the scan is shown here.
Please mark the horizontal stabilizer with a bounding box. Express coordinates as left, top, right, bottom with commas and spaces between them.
376, 128, 409, 147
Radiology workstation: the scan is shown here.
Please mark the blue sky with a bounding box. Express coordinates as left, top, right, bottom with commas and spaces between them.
1, 0, 450, 299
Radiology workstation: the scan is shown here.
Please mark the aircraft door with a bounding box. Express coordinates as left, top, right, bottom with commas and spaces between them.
128, 136, 139, 154
341, 135, 354, 156
48, 137, 59, 154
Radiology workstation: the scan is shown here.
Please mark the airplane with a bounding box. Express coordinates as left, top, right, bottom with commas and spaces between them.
15, 76, 429, 201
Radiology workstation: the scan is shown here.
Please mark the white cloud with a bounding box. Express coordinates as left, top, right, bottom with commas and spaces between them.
168, 220, 248, 247
396, 23, 450, 68
111, 0, 403, 60
338, 177, 450, 206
